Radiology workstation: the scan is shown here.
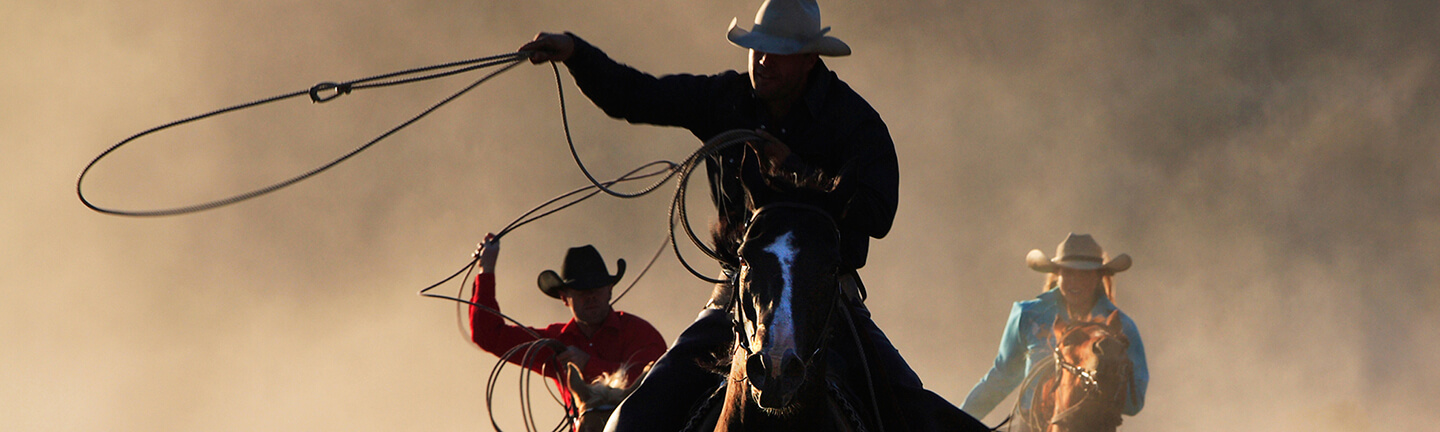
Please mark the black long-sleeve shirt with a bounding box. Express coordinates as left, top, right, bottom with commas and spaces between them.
562, 34, 899, 270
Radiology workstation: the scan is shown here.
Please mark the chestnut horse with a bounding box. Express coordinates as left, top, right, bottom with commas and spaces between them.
1012, 311, 1132, 432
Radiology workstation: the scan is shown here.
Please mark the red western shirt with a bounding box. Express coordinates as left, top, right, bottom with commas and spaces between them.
468, 273, 666, 393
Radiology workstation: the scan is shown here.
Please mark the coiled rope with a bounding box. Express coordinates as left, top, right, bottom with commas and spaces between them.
421, 64, 761, 432
78, 48, 764, 431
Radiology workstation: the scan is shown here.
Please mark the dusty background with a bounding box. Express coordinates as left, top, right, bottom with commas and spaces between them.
4, 1, 1436, 431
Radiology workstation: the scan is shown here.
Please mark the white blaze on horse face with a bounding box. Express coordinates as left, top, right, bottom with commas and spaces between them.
760, 231, 798, 366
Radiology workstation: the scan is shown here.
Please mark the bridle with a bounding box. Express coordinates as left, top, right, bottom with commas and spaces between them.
570, 404, 618, 432
1048, 326, 1129, 430
731, 276, 843, 380
729, 203, 844, 383
1053, 344, 1102, 397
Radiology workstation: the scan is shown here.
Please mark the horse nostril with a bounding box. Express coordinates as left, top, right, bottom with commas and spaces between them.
746, 353, 768, 389
780, 352, 806, 380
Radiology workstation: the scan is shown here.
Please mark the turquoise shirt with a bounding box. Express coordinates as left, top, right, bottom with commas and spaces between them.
961, 289, 1149, 419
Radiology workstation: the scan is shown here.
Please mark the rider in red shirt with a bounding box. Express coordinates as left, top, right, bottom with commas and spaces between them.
468, 234, 666, 401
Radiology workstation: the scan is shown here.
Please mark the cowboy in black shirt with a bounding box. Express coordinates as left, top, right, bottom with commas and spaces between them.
555, 39, 897, 273
520, 1, 984, 430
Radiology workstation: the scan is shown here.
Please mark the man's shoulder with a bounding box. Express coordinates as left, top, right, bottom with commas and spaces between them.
543, 321, 570, 336
612, 310, 655, 325
816, 69, 877, 110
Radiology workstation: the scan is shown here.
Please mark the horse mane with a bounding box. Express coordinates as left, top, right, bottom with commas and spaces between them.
575, 363, 650, 405
713, 162, 843, 267
568, 364, 652, 432
581, 369, 632, 403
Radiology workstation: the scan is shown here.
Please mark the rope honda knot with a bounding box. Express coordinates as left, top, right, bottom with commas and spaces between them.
308, 81, 352, 103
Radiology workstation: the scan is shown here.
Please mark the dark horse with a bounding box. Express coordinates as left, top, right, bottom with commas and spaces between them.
693, 201, 887, 432
663, 135, 988, 431
1011, 311, 1132, 432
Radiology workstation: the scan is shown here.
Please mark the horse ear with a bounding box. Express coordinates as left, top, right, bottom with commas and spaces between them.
565, 362, 591, 401
1104, 310, 1122, 332
1052, 317, 1068, 338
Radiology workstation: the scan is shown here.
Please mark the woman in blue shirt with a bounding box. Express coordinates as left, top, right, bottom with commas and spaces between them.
962, 233, 1149, 423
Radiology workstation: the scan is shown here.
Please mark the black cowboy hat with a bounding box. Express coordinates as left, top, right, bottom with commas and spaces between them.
537, 245, 626, 299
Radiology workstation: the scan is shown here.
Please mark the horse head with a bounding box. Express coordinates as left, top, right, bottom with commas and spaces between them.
726, 202, 843, 413
564, 362, 648, 432
1047, 310, 1132, 432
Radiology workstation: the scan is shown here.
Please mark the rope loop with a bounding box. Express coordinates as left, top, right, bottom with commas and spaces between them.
77, 52, 526, 217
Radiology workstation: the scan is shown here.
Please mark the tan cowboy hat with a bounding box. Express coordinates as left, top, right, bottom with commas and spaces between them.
1026, 233, 1132, 274
726, 0, 851, 57
537, 245, 626, 299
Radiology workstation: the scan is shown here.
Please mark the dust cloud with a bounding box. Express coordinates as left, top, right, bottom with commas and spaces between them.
3, 1, 1435, 431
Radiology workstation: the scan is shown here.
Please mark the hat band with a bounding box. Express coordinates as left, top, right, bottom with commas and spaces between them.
1056, 255, 1103, 263
751, 22, 828, 43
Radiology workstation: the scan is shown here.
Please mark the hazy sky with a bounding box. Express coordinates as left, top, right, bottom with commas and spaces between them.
5, 1, 1437, 431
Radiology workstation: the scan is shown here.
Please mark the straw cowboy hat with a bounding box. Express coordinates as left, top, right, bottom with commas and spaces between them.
727, 0, 851, 57
537, 245, 626, 299
1026, 233, 1132, 274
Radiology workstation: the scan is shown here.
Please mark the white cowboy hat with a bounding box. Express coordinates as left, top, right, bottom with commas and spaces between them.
1026, 233, 1132, 274
726, 0, 851, 57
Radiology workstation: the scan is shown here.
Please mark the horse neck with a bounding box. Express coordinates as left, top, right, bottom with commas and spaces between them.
572, 396, 617, 432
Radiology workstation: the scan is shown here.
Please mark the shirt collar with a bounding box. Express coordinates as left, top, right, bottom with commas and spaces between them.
560, 310, 624, 338
800, 59, 833, 119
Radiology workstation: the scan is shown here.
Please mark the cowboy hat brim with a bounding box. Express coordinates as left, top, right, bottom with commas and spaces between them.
726, 18, 851, 57
537, 259, 627, 299
1026, 249, 1131, 274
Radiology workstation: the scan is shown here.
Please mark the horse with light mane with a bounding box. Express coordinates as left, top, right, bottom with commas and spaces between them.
564, 363, 649, 432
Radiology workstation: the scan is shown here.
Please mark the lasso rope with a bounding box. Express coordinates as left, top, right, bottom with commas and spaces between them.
485, 338, 576, 432
1008, 353, 1058, 432
420, 64, 764, 316
417, 161, 678, 339
76, 52, 527, 217
78, 47, 766, 431
424, 64, 762, 432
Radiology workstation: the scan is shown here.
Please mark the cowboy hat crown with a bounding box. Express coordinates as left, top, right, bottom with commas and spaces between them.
537, 245, 627, 299
1025, 233, 1132, 274
727, 0, 851, 56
